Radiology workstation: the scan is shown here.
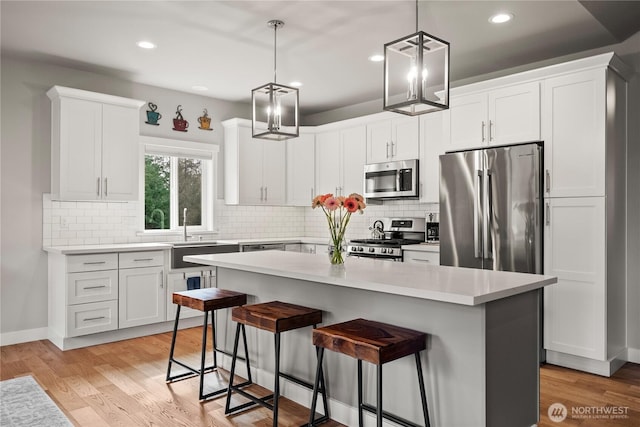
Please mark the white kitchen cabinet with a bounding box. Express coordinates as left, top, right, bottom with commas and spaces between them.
315, 125, 366, 197
542, 69, 606, 198
166, 269, 215, 321
543, 198, 607, 360
403, 249, 439, 265
119, 265, 165, 329
223, 118, 286, 205
284, 243, 301, 252
366, 116, 419, 163
447, 82, 540, 151
542, 55, 629, 376
47, 86, 144, 201
49, 252, 120, 339
419, 111, 446, 203
300, 244, 317, 254
286, 132, 315, 206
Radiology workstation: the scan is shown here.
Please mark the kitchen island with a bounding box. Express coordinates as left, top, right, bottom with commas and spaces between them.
184, 251, 556, 427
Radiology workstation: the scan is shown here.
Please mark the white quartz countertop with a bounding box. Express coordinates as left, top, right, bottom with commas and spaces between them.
402, 243, 440, 252
43, 242, 171, 254
184, 251, 556, 306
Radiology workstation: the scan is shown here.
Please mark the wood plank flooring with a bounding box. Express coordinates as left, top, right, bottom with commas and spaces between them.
1, 327, 639, 426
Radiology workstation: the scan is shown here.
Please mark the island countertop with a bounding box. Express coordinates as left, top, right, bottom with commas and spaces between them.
184, 251, 556, 306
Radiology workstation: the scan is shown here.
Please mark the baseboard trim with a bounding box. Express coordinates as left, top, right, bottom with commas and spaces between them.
0, 327, 49, 347
546, 349, 627, 376
627, 347, 640, 364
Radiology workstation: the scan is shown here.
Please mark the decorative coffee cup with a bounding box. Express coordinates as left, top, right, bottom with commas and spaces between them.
198, 115, 211, 129
146, 110, 161, 124
173, 118, 189, 131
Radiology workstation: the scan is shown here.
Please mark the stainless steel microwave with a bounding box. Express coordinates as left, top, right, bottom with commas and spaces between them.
363, 159, 419, 199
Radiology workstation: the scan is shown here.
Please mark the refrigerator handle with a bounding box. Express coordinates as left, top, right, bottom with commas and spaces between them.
474, 169, 483, 258
485, 169, 493, 259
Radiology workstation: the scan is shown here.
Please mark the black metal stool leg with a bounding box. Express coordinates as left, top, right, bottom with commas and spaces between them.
225, 323, 242, 414
376, 364, 383, 427
166, 305, 181, 382
308, 347, 325, 426
358, 359, 364, 427
273, 332, 281, 427
415, 352, 430, 427
242, 321, 252, 383
199, 310, 210, 400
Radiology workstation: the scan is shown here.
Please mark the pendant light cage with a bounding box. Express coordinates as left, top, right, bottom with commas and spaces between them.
383, 6, 450, 115
252, 20, 299, 140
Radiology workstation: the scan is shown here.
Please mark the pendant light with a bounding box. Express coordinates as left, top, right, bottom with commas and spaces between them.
252, 19, 299, 140
383, 0, 449, 115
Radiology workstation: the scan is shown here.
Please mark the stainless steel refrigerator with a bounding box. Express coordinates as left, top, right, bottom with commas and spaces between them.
439, 142, 542, 274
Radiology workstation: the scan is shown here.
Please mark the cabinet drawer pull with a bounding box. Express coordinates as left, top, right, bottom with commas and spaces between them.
83, 285, 107, 290
84, 316, 106, 322
412, 258, 431, 263
104, 177, 108, 196
545, 203, 551, 226
489, 120, 494, 141
133, 258, 154, 262
481, 121, 486, 142
83, 261, 106, 265
264, 187, 268, 201
96, 177, 100, 196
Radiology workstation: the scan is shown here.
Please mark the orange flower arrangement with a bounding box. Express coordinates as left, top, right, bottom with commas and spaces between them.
312, 192, 366, 264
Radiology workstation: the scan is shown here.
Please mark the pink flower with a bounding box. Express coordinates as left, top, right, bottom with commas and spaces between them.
324, 197, 339, 211
312, 193, 333, 208
348, 193, 364, 203
343, 197, 359, 213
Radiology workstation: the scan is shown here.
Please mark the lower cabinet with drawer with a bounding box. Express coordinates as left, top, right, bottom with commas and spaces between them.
47, 249, 167, 349
403, 249, 440, 265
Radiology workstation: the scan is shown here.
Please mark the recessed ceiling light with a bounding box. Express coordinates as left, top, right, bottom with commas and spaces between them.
489, 13, 514, 24
369, 54, 384, 62
191, 85, 208, 91
137, 40, 156, 49
289, 81, 303, 87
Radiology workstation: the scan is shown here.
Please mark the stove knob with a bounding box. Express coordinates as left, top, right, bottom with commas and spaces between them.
358, 247, 364, 252
369, 247, 375, 253
381, 248, 387, 254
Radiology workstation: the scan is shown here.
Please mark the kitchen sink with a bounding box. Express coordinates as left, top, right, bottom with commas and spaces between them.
171, 242, 239, 269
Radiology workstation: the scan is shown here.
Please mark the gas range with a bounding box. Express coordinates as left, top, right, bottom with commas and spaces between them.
347, 218, 425, 261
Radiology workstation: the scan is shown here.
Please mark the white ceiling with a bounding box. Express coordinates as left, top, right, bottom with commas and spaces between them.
2, 1, 640, 116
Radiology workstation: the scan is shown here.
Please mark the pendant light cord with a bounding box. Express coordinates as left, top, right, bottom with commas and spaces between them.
273, 22, 278, 83
415, 0, 419, 32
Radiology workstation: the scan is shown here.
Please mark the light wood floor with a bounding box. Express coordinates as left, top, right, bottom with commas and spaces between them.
1, 327, 639, 426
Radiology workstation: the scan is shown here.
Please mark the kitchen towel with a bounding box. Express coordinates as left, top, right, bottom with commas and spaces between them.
186, 276, 200, 290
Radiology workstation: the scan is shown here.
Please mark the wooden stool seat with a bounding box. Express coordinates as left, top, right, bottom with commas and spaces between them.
231, 300, 323, 333
166, 288, 249, 401
173, 288, 247, 312
312, 318, 426, 365
225, 300, 328, 427
309, 318, 430, 427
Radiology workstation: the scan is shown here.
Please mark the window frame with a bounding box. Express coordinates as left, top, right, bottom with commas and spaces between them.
139, 136, 218, 235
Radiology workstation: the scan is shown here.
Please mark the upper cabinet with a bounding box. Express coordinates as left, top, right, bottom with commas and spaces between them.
47, 86, 144, 201
542, 69, 606, 198
316, 125, 367, 197
223, 119, 286, 205
286, 132, 315, 206
366, 116, 419, 163
447, 82, 540, 151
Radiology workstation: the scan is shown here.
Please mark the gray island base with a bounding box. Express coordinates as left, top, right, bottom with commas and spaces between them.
184, 251, 556, 427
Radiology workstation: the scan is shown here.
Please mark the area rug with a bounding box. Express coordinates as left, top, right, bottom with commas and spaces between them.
0, 376, 73, 427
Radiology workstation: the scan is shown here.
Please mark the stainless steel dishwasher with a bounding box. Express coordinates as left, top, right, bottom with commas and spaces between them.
240, 243, 286, 252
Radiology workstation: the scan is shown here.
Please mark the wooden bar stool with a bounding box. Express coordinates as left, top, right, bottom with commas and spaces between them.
166, 288, 250, 401
308, 318, 430, 427
224, 300, 329, 427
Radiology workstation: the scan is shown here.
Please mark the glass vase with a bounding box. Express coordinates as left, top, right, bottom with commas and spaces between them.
328, 239, 345, 265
